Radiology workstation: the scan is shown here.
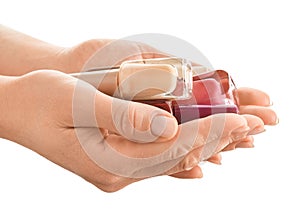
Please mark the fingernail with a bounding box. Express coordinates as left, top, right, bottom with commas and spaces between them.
275, 117, 279, 125
184, 157, 199, 171
270, 116, 279, 126
196, 172, 203, 178
151, 115, 177, 138
184, 167, 194, 171
269, 100, 274, 106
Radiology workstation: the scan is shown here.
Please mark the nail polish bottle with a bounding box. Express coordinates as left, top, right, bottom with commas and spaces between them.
71, 57, 193, 101
71, 57, 238, 124
139, 70, 238, 123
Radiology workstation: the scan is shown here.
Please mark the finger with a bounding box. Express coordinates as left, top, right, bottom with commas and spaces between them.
222, 114, 263, 151
102, 114, 256, 178
95, 113, 250, 178
207, 153, 222, 165
72, 81, 178, 143
234, 87, 272, 106
239, 105, 278, 125
223, 135, 254, 151
165, 113, 250, 175
170, 165, 203, 179
235, 136, 255, 148
191, 113, 249, 159
241, 114, 265, 135
165, 146, 203, 175
104, 113, 249, 159
96, 93, 178, 143
222, 141, 240, 151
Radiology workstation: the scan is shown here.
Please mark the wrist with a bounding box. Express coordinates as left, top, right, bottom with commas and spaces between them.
29, 45, 68, 72
0, 25, 70, 75
0, 44, 68, 76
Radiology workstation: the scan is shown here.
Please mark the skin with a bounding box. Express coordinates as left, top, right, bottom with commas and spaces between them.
0, 25, 278, 192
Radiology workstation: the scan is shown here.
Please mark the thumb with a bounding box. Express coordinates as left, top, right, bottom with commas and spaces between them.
95, 92, 178, 143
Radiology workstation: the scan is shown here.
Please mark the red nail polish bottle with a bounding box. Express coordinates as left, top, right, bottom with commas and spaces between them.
139, 70, 238, 124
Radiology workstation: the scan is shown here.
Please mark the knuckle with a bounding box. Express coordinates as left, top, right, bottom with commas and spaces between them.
79, 39, 105, 52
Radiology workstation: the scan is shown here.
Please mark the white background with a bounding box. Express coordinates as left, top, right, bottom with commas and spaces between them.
0, 0, 298, 209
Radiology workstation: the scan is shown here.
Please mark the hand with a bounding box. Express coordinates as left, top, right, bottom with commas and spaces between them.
55, 39, 279, 177
0, 29, 278, 190
0, 70, 267, 192
61, 39, 279, 155
60, 39, 167, 73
